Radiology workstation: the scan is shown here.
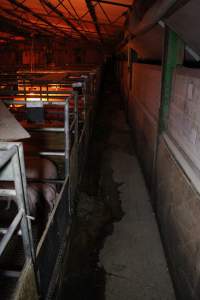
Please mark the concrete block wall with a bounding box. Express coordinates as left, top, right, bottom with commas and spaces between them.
128, 63, 162, 187
157, 137, 200, 300
168, 67, 200, 171
156, 67, 200, 300
119, 59, 200, 299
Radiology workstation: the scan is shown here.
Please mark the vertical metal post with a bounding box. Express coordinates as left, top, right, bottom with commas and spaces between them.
64, 98, 72, 215
47, 84, 49, 102
13, 143, 40, 293
151, 27, 184, 198
12, 145, 35, 262
74, 91, 79, 145
64, 98, 70, 178
83, 81, 87, 121
127, 48, 138, 122
159, 27, 184, 133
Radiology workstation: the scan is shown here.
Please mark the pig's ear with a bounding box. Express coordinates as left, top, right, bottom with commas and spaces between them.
0, 102, 30, 141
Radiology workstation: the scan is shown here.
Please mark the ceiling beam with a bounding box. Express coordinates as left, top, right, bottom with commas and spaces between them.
85, 0, 103, 43
0, 7, 53, 37
91, 0, 132, 8
42, 0, 88, 40
7, 0, 71, 39
38, 13, 122, 28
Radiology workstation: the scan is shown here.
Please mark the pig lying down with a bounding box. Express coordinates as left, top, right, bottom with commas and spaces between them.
1, 156, 58, 216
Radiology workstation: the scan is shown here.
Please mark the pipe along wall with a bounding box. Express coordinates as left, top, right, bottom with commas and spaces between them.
118, 32, 200, 300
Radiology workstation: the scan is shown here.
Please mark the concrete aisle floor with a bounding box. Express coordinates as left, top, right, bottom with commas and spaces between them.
99, 86, 176, 300
58, 76, 176, 300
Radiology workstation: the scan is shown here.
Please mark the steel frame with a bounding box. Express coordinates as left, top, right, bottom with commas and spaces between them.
7, 0, 71, 39
42, 0, 88, 41
0, 142, 36, 277
85, 0, 104, 43
0, 66, 101, 299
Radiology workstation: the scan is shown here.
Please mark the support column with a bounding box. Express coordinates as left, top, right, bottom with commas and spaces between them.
159, 27, 184, 133
151, 27, 184, 199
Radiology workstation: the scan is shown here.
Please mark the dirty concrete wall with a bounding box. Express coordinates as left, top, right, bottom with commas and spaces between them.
118, 56, 200, 300
156, 67, 200, 300
119, 61, 161, 188
168, 67, 200, 172
156, 136, 200, 300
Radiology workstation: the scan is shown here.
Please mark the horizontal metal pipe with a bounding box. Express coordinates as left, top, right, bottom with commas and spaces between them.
0, 189, 16, 197
27, 178, 64, 184
28, 127, 64, 132
0, 208, 24, 256
0, 228, 22, 236
39, 151, 65, 156
4, 100, 68, 106
0, 270, 21, 278
120, 0, 176, 46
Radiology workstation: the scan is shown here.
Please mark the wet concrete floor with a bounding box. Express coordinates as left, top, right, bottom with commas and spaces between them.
58, 76, 176, 300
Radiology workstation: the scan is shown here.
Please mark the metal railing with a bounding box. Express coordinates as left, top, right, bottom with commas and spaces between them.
0, 67, 101, 299
0, 142, 36, 271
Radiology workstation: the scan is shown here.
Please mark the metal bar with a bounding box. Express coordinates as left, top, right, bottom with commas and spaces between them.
0, 146, 16, 169
0, 228, 22, 236
27, 178, 64, 184
39, 151, 65, 156
0, 7, 52, 36
74, 92, 79, 143
70, 118, 76, 131
12, 147, 36, 262
91, 0, 132, 8
4, 100, 68, 105
64, 99, 70, 178
7, 0, 70, 38
0, 208, 24, 256
66, 0, 89, 33
42, 0, 88, 40
0, 270, 21, 278
0, 189, 16, 197
98, 2, 112, 24
164, 0, 191, 18
28, 127, 64, 132
85, 0, 104, 43
119, 0, 176, 48
111, 10, 127, 25
0, 90, 73, 95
